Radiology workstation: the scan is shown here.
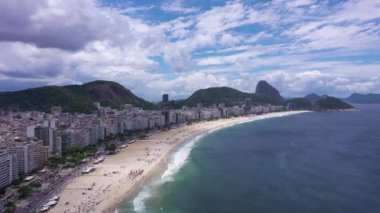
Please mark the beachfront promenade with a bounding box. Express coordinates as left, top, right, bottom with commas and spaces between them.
49, 111, 306, 213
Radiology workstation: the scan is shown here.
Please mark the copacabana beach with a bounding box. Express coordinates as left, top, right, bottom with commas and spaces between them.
50, 111, 307, 213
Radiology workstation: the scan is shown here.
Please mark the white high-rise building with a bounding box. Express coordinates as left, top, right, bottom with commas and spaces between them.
0, 151, 17, 188
9, 140, 48, 174
26, 125, 35, 138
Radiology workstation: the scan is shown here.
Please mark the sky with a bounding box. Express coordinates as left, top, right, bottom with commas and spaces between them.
0, 0, 379, 101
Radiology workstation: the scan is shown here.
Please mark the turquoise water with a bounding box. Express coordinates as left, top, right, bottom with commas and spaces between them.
118, 105, 380, 213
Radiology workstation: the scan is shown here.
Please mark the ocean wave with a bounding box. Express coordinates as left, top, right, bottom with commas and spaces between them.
132, 134, 206, 212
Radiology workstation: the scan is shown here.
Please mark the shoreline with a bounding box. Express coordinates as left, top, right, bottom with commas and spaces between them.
49, 111, 308, 213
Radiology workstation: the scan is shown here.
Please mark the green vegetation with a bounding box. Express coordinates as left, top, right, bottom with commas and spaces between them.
0, 79, 354, 114
105, 143, 117, 153
66, 153, 85, 164
184, 87, 249, 107
166, 87, 283, 109
49, 156, 66, 165
0, 80, 157, 113
30, 181, 42, 188
287, 98, 313, 110
4, 201, 16, 213
10, 178, 22, 186
17, 185, 33, 199
288, 96, 354, 111
304, 93, 320, 103
86, 144, 98, 156
49, 144, 98, 166
315, 96, 354, 110
160, 86, 353, 111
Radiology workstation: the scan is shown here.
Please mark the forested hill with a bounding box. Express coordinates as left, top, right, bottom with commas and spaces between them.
0, 80, 157, 113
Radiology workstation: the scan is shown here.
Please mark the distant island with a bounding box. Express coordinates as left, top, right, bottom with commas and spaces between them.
0, 80, 354, 112
345, 93, 380, 104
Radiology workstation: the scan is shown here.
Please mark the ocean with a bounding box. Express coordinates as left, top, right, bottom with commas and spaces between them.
117, 104, 380, 213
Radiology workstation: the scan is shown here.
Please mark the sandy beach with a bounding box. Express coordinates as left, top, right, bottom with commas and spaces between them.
49, 111, 307, 213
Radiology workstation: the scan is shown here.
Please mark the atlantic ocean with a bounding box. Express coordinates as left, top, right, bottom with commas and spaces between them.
118, 104, 380, 213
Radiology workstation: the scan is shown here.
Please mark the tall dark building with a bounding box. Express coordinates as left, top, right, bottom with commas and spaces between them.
34, 126, 50, 146
161, 110, 170, 125
162, 94, 169, 104
245, 98, 252, 107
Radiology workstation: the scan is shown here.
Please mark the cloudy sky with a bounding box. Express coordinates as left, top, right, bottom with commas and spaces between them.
0, 0, 379, 101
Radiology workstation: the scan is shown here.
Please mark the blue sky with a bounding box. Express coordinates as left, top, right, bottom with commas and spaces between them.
0, 0, 379, 101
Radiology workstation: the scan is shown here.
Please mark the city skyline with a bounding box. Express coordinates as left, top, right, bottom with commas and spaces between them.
0, 0, 379, 101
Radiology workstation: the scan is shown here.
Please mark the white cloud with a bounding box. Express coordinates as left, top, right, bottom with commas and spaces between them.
218, 33, 243, 47
149, 72, 229, 98
286, 0, 316, 8
330, 0, 380, 23
0, 0, 379, 100
232, 70, 380, 97
0, 0, 114, 50
161, 0, 199, 14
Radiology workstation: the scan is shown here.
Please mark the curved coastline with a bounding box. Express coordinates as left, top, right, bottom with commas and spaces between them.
127, 110, 310, 212
50, 111, 309, 213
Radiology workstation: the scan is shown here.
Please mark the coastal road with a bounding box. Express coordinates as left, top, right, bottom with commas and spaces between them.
20, 165, 86, 213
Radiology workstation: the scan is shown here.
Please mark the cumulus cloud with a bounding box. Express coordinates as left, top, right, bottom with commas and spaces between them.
0, 0, 379, 100
0, 0, 166, 96
238, 70, 380, 97
0, 0, 114, 50
149, 72, 229, 98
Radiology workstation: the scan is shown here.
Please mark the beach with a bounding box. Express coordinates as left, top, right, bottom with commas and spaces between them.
49, 111, 306, 213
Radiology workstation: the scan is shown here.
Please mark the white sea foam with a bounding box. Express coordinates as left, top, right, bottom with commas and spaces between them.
132, 134, 206, 212
161, 134, 204, 180
133, 186, 151, 212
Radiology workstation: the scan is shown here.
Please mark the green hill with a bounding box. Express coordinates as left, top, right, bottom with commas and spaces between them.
172, 86, 283, 108
0, 80, 157, 113
180, 87, 250, 107
315, 96, 354, 110
287, 98, 313, 110
288, 96, 354, 111
304, 93, 320, 103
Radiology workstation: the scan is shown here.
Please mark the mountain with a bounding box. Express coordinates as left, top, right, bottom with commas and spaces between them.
315, 96, 354, 110
287, 98, 313, 110
0, 80, 157, 113
288, 95, 354, 111
304, 93, 320, 103
180, 87, 249, 107
255, 80, 283, 101
174, 86, 283, 108
346, 93, 380, 104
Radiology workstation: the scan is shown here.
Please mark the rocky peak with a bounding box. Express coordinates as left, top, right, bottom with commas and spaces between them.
255, 80, 283, 100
